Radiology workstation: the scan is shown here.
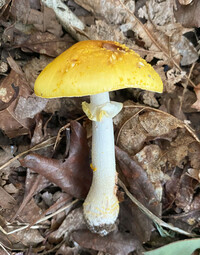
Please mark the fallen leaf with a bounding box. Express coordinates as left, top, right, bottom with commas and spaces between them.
48, 207, 86, 243
0, 187, 16, 209
175, 174, 197, 212
21, 32, 74, 57
10, 0, 63, 36
191, 84, 200, 111
0, 83, 19, 111
20, 121, 92, 199
166, 68, 186, 93
134, 144, 169, 201
115, 103, 184, 155
174, 0, 200, 28
14, 95, 48, 119
0, 231, 12, 251
0, 70, 34, 138
174, 35, 198, 66
74, 0, 135, 25
72, 229, 141, 255
23, 55, 53, 90
188, 142, 200, 170
8, 228, 44, 247
144, 238, 200, 255
56, 244, 80, 255
116, 146, 161, 242
166, 129, 195, 168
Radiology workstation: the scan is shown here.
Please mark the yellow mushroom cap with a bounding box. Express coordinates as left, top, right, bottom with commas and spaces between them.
34, 40, 163, 98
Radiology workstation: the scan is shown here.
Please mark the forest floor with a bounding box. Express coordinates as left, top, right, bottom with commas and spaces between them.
0, 0, 200, 254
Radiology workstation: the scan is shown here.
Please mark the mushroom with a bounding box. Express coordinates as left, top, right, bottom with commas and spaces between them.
34, 40, 163, 235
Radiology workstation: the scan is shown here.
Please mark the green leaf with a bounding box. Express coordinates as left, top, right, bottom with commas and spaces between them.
144, 238, 200, 255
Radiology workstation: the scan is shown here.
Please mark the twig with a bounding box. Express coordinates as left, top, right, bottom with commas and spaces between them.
0, 136, 56, 172
2, 199, 78, 235
54, 115, 86, 150
41, 0, 87, 41
0, 243, 11, 255
118, 178, 196, 237
10, 175, 42, 222
122, 104, 200, 143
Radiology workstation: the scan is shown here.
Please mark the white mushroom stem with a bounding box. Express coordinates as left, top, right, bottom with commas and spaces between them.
83, 92, 122, 236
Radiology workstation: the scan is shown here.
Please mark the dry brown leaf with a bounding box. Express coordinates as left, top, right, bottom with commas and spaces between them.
14, 95, 48, 119
141, 91, 160, 108
56, 243, 80, 255
6, 56, 24, 76
175, 174, 196, 212
0, 231, 13, 251
8, 228, 44, 248
174, 0, 200, 28
48, 207, 86, 243
10, 0, 63, 36
0, 70, 34, 138
0, 82, 19, 111
115, 103, 184, 155
166, 68, 186, 93
191, 84, 200, 110
74, 0, 135, 25
21, 32, 74, 57
10, 0, 30, 23
72, 229, 141, 255
139, 0, 198, 65
166, 129, 195, 168
20, 121, 92, 199
116, 146, 161, 242
23, 55, 53, 90
134, 144, 168, 201
0, 187, 16, 209
188, 142, 200, 170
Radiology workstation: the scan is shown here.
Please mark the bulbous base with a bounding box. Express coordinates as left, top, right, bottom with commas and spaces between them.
83, 194, 119, 236
84, 219, 118, 236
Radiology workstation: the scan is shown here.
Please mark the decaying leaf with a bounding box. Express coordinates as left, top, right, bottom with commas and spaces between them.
20, 121, 92, 199
21, 32, 74, 57
134, 144, 168, 201
74, 0, 135, 25
48, 207, 86, 243
0, 70, 34, 138
115, 102, 184, 155
10, 0, 63, 36
116, 146, 161, 242
175, 174, 196, 212
8, 228, 44, 248
72, 229, 141, 255
191, 84, 200, 111
23, 55, 53, 90
0, 187, 16, 209
174, 0, 200, 28
14, 95, 48, 119
166, 68, 186, 93
1, 0, 200, 253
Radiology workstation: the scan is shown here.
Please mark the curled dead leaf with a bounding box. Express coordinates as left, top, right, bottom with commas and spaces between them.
20, 121, 92, 199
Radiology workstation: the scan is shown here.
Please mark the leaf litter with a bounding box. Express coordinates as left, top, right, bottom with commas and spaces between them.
1, 0, 200, 254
